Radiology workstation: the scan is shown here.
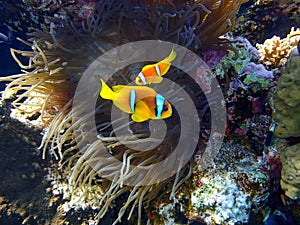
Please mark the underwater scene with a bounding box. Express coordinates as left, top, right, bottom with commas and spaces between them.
0, 0, 300, 225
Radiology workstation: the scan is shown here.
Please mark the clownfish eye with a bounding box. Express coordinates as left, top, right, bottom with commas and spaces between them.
162, 104, 168, 112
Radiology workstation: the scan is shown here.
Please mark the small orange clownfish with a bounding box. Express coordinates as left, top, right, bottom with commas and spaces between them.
100, 79, 172, 122
135, 47, 176, 85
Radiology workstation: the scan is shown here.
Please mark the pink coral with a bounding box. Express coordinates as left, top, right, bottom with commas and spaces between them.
202, 50, 229, 69
251, 97, 263, 114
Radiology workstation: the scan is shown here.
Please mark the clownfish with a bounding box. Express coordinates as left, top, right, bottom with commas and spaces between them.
99, 79, 172, 122
135, 47, 176, 85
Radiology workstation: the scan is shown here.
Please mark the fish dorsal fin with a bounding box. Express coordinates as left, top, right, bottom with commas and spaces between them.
112, 85, 126, 93
160, 47, 176, 64
142, 63, 156, 72
100, 79, 117, 100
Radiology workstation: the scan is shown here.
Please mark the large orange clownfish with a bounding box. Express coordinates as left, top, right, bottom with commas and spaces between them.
100, 79, 172, 122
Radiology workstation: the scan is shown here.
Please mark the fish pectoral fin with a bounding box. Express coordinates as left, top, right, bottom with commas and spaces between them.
131, 101, 151, 122
100, 79, 117, 100
131, 113, 149, 122
151, 76, 163, 84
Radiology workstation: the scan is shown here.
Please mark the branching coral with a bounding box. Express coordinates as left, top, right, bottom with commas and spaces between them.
256, 27, 300, 67
255, 0, 294, 5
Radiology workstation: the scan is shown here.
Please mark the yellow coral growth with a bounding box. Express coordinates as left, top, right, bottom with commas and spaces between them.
256, 27, 300, 67
255, 0, 273, 5
255, 0, 295, 5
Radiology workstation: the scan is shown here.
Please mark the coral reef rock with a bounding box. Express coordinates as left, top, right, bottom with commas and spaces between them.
189, 143, 270, 225
272, 54, 300, 138
280, 143, 300, 199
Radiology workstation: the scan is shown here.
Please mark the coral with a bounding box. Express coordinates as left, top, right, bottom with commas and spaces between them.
22, 0, 100, 19
256, 27, 300, 67
255, 0, 274, 4
241, 62, 274, 93
201, 49, 229, 69
262, 149, 282, 184
243, 73, 271, 93
271, 50, 300, 200
255, 0, 296, 5
214, 44, 252, 78
213, 37, 273, 93
154, 143, 270, 225
280, 143, 300, 199
190, 144, 269, 225
243, 62, 274, 80
208, 37, 273, 152
232, 2, 300, 47
272, 53, 300, 138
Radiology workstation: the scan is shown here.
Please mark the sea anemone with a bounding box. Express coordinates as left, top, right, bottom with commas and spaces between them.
194, 0, 249, 49
0, 0, 247, 224
0, 37, 75, 127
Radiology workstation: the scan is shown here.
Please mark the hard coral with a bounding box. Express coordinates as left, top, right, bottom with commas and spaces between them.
272, 52, 300, 138
190, 143, 269, 225
280, 143, 300, 199
255, 0, 296, 5
232, 2, 300, 47
256, 27, 300, 67
151, 143, 270, 225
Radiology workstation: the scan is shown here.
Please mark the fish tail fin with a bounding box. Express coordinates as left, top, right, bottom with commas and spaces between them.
100, 79, 117, 100
161, 46, 176, 64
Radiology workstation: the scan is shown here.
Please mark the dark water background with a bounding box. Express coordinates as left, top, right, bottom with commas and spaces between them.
0, 26, 28, 91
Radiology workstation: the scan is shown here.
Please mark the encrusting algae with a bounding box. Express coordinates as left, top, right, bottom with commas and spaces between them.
0, 0, 250, 224
271, 48, 300, 200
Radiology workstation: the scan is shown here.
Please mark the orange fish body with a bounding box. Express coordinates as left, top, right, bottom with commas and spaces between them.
135, 47, 176, 85
100, 79, 172, 122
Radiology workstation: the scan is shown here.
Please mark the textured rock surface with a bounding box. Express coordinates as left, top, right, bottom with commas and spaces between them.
154, 143, 270, 225
0, 103, 102, 225
189, 143, 270, 225
280, 143, 300, 199
273, 55, 300, 138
